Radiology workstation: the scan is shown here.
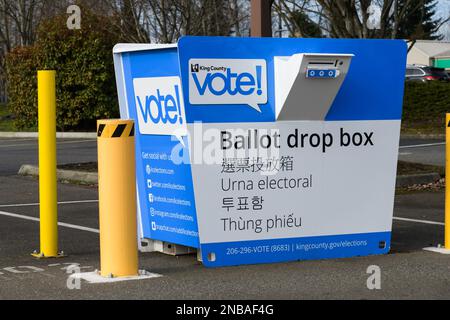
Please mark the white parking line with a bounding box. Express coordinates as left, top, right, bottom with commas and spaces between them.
399, 142, 445, 149
0, 199, 98, 208
393, 216, 444, 226
0, 138, 37, 143
0, 210, 99, 233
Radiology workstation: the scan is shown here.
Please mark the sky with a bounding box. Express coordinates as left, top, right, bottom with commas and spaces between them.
436, 0, 450, 40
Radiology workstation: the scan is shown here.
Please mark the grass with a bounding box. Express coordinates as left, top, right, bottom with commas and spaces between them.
0, 103, 37, 132
396, 160, 444, 176
0, 103, 16, 131
58, 162, 97, 172
395, 161, 444, 195
401, 121, 445, 136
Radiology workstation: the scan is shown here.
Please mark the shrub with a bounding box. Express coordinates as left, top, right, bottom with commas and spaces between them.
402, 81, 450, 131
5, 46, 40, 130
6, 8, 122, 131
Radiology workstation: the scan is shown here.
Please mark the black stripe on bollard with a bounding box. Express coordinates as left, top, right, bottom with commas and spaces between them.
97, 121, 134, 138
112, 124, 127, 138
97, 124, 106, 137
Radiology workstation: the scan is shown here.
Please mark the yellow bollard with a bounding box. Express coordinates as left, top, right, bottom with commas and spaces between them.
97, 119, 138, 277
446, 114, 450, 249
32, 70, 61, 258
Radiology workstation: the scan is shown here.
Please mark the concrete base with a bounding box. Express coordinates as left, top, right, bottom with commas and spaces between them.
31, 251, 66, 259
140, 239, 196, 256
70, 269, 162, 284
423, 247, 450, 255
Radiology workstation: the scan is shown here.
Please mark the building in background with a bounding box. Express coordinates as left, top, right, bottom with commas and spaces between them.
407, 40, 450, 70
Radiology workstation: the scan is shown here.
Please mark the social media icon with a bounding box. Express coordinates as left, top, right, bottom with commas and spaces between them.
148, 193, 154, 203
150, 208, 155, 216
151, 222, 156, 231
147, 179, 152, 188
146, 164, 151, 175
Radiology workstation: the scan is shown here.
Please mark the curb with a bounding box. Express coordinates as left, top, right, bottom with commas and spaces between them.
0, 132, 96, 139
395, 173, 441, 188
19, 164, 441, 189
18, 164, 98, 185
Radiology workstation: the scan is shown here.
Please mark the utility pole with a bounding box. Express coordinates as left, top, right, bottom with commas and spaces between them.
251, 0, 272, 37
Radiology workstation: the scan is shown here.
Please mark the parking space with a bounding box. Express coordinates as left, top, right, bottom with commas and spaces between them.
0, 137, 448, 299
0, 175, 447, 299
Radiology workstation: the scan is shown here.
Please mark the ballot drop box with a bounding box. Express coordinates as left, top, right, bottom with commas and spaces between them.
113, 36, 406, 267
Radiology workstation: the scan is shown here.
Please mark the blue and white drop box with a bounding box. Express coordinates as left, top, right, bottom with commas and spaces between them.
113, 37, 407, 267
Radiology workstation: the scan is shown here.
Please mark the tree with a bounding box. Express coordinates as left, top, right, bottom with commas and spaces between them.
315, 0, 383, 38
6, 7, 123, 130
0, 0, 77, 103
1, 0, 250, 105
274, 0, 448, 40
98, 0, 249, 43
0, 0, 46, 103
99, 0, 151, 43
273, 0, 322, 37
292, 10, 322, 37
396, 0, 444, 40
314, 0, 447, 39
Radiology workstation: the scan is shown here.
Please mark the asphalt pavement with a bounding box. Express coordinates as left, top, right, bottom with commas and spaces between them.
0, 136, 444, 176
398, 137, 445, 166
0, 137, 448, 299
0, 138, 97, 176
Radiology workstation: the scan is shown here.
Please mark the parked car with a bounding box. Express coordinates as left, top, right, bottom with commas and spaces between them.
405, 65, 450, 82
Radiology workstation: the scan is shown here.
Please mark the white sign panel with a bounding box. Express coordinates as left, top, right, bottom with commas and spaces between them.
189, 120, 399, 244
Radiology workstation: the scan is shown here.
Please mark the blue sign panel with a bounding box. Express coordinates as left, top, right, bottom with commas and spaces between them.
118, 47, 199, 248
177, 36, 406, 123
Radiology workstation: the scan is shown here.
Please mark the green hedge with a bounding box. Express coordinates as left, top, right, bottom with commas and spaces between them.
6, 9, 122, 131
5, 46, 39, 130
402, 81, 450, 132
